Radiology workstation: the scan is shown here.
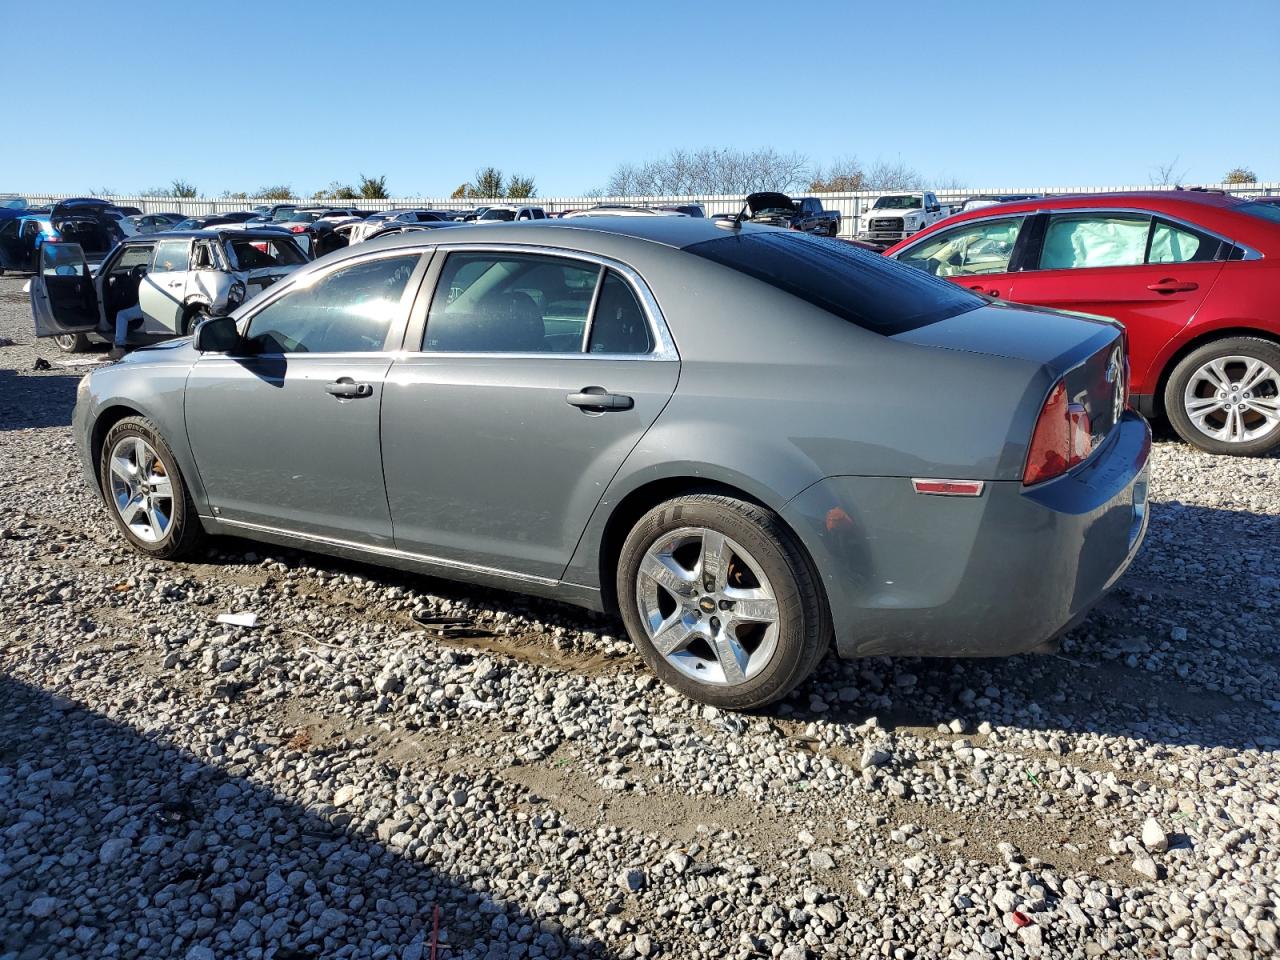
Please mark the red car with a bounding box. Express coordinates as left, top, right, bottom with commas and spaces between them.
885, 191, 1280, 455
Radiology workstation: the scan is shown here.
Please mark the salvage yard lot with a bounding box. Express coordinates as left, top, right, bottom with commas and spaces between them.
0, 272, 1277, 959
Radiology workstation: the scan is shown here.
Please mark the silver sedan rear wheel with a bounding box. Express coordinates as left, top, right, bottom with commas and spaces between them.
635, 526, 780, 686
1182, 355, 1280, 444
107, 436, 174, 543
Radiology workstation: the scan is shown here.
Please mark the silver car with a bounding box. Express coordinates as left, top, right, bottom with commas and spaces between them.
64, 218, 1150, 708
31, 229, 308, 352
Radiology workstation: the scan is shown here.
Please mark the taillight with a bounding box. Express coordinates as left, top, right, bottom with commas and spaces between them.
290, 225, 306, 233
1023, 380, 1095, 485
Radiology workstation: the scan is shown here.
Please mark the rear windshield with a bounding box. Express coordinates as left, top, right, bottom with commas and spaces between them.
684, 230, 983, 335
228, 238, 307, 269
1237, 201, 1280, 225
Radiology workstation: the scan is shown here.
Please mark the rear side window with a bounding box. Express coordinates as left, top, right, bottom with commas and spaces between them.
1148, 219, 1221, 264
684, 230, 982, 335
588, 272, 652, 355
1039, 214, 1150, 270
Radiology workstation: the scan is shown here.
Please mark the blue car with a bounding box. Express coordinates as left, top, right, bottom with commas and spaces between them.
0, 198, 123, 274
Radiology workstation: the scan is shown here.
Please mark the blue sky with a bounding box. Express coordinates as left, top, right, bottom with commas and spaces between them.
2, 0, 1275, 197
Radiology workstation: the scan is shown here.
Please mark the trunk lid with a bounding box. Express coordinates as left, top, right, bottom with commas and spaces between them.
895, 301, 1127, 452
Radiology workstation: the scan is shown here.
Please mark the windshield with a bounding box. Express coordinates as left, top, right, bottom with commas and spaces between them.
478, 209, 516, 221
685, 231, 982, 335
873, 196, 923, 210
1237, 201, 1280, 225
228, 237, 307, 269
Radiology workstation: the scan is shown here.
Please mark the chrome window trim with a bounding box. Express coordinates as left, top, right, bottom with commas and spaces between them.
226, 246, 433, 355
212, 517, 559, 587
892, 206, 1262, 263
415, 241, 680, 362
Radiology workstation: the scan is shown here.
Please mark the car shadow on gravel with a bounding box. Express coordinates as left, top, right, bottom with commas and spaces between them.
0, 676, 612, 960
0, 367, 82, 431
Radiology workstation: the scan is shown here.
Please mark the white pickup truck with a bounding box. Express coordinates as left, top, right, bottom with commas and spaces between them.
856, 192, 946, 247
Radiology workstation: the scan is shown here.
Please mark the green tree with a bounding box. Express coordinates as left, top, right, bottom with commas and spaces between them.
1223, 167, 1257, 184
506, 174, 536, 199
313, 181, 358, 200
472, 167, 505, 198
357, 174, 389, 199
255, 184, 295, 200
170, 179, 198, 198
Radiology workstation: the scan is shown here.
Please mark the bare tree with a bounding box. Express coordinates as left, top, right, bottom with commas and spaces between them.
862, 158, 924, 191
809, 156, 866, 192
1149, 157, 1187, 186
606, 147, 810, 196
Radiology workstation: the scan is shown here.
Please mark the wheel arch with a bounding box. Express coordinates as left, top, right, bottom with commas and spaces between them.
591, 475, 822, 617
88, 403, 147, 494
1152, 326, 1280, 419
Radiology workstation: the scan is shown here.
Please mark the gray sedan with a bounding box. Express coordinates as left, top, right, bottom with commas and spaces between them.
66, 218, 1151, 708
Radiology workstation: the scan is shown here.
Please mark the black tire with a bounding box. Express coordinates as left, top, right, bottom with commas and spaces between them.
53, 333, 92, 353
98, 416, 205, 559
1164, 336, 1280, 456
616, 494, 831, 709
180, 304, 210, 336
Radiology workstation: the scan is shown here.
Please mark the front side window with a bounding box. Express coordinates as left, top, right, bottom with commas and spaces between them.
151, 239, 192, 273
110, 245, 155, 274
897, 217, 1024, 277
245, 254, 419, 354
426, 252, 603, 352
685, 231, 982, 335
1039, 213, 1150, 270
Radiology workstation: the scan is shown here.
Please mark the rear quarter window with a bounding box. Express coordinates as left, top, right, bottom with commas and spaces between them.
684, 230, 983, 335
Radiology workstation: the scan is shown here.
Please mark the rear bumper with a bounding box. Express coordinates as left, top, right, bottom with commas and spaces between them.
782, 412, 1151, 659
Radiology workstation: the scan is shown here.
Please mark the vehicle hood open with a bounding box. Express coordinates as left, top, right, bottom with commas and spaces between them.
746, 192, 797, 219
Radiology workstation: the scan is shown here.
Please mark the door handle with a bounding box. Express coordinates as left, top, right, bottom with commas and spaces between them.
968, 284, 999, 297
325, 378, 373, 399
1146, 278, 1198, 294
167, 281, 182, 288
566, 387, 633, 411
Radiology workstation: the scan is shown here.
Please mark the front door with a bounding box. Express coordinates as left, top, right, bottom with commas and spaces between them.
1006, 212, 1225, 394
31, 243, 101, 337
184, 251, 425, 545
0, 219, 22, 269
891, 214, 1029, 299
381, 249, 679, 580
138, 237, 192, 335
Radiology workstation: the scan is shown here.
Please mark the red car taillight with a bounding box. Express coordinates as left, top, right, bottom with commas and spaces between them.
290, 225, 307, 233
1023, 381, 1094, 485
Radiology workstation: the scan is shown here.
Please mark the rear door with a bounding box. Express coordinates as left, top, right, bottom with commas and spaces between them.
138, 237, 192, 335
31, 243, 101, 337
381, 247, 679, 580
891, 215, 1030, 299
1006, 211, 1225, 393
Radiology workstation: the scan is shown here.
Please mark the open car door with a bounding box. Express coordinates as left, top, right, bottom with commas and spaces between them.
31, 243, 100, 337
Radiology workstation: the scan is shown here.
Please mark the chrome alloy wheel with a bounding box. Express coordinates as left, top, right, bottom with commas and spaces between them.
635, 527, 780, 686
107, 436, 174, 543
1183, 356, 1280, 444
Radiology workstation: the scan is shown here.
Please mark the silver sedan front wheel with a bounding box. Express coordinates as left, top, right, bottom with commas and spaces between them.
636, 527, 780, 686
1182, 355, 1280, 444
107, 436, 175, 543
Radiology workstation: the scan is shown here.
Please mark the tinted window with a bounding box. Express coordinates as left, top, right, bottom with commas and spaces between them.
1148, 219, 1222, 264
1039, 214, 1150, 270
151, 239, 192, 273
425, 252, 602, 352
246, 254, 419, 354
228, 238, 307, 270
588, 272, 652, 355
684, 231, 982, 335
898, 217, 1024, 277
1236, 201, 1280, 225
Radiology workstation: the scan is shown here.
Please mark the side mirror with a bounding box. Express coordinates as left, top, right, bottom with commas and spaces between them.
193, 314, 240, 352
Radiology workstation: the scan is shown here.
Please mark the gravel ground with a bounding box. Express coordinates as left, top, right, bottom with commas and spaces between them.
1, 272, 1277, 960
